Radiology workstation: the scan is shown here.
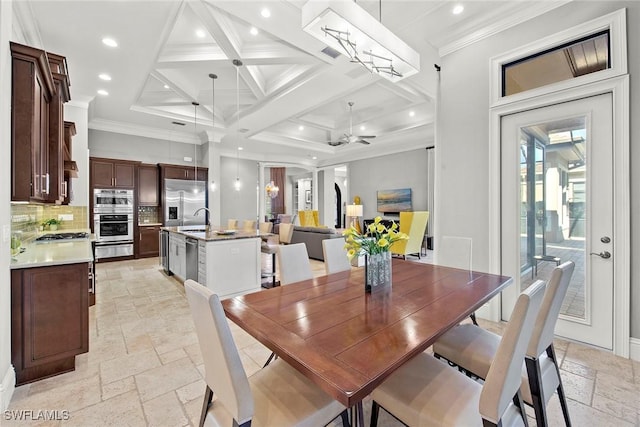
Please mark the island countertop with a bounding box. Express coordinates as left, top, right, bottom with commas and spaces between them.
162, 226, 272, 241
11, 240, 94, 269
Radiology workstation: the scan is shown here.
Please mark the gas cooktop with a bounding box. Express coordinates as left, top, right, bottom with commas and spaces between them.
36, 232, 89, 242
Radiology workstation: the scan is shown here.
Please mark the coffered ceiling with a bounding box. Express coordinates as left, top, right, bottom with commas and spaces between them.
17, 0, 569, 167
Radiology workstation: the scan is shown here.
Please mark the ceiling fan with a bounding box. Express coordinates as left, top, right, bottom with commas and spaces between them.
328, 101, 376, 146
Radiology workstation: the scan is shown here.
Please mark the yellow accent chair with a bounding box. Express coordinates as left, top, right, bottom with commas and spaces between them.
298, 210, 320, 227
390, 211, 429, 259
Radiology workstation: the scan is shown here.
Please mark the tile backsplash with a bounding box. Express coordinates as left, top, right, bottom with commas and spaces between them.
138, 206, 159, 224
11, 204, 89, 243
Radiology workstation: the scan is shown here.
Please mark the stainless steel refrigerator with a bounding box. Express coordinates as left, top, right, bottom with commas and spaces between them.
164, 179, 207, 227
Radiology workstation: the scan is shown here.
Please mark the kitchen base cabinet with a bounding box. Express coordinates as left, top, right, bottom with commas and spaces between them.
199, 238, 261, 298
11, 263, 89, 385
138, 225, 160, 258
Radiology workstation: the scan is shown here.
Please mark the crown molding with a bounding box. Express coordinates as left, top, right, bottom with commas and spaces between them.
439, 1, 572, 57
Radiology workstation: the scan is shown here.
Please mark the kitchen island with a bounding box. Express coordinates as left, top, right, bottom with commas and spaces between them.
163, 226, 270, 299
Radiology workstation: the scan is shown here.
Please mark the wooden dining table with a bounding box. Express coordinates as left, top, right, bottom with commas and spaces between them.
222, 259, 512, 426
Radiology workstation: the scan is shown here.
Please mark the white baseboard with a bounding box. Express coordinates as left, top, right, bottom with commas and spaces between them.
630, 337, 640, 362
0, 364, 15, 411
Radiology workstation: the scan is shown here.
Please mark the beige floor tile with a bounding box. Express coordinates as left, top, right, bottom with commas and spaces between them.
141, 391, 189, 427
100, 349, 162, 385
560, 369, 594, 405
175, 379, 206, 405
101, 376, 137, 401
158, 348, 188, 365
134, 357, 201, 402
595, 371, 640, 410
64, 390, 146, 427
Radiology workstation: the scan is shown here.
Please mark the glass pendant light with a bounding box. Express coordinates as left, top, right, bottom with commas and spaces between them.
192, 101, 199, 193
233, 59, 242, 191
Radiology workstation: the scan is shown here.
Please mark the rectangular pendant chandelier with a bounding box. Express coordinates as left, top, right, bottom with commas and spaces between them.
301, 1, 420, 82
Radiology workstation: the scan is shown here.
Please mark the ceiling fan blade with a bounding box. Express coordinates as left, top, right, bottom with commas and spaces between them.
357, 135, 376, 139
356, 139, 371, 145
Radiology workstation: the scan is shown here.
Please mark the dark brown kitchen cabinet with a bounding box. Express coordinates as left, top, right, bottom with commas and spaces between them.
45, 52, 71, 203
11, 263, 89, 385
160, 164, 208, 181
90, 157, 137, 189
10, 42, 55, 202
138, 225, 161, 258
138, 164, 159, 206
62, 121, 77, 205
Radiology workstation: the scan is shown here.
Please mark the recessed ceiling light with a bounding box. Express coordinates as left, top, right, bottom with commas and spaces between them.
163, 84, 170, 89
102, 37, 118, 48
238, 147, 243, 151
298, 125, 304, 131
360, 125, 366, 131
98, 73, 111, 81
409, 110, 415, 117
97, 89, 109, 96
250, 27, 259, 36
261, 8, 271, 18
312, 156, 317, 160
452, 4, 464, 15
196, 29, 206, 38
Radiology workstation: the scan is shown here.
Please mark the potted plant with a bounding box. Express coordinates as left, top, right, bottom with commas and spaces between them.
42, 218, 62, 231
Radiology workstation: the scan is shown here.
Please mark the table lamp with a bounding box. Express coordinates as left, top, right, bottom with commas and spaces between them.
346, 204, 363, 234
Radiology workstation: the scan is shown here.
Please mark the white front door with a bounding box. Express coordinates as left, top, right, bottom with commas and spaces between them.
500, 94, 613, 349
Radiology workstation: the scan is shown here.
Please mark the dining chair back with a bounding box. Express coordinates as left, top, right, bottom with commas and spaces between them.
322, 237, 351, 275
438, 235, 473, 270
258, 221, 272, 234
227, 219, 238, 230
242, 220, 256, 231
277, 243, 313, 286
370, 280, 546, 427
185, 280, 349, 427
479, 280, 546, 424
278, 222, 294, 244
184, 280, 253, 425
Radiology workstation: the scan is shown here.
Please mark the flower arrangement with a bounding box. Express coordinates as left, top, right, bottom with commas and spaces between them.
41, 218, 62, 230
342, 216, 408, 259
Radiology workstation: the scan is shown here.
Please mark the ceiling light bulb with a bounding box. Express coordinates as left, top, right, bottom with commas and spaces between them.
196, 29, 206, 38
98, 73, 111, 81
97, 89, 109, 96
360, 125, 366, 131
163, 84, 170, 89
452, 4, 465, 15
298, 125, 304, 131
238, 147, 243, 151
234, 178, 241, 191
409, 110, 415, 117
102, 37, 118, 47
261, 8, 271, 18
312, 156, 317, 160
250, 27, 259, 36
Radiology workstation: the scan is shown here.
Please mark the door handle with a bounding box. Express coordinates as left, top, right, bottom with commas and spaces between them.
590, 251, 611, 259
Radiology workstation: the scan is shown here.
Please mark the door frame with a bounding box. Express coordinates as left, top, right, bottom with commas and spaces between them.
487, 75, 630, 357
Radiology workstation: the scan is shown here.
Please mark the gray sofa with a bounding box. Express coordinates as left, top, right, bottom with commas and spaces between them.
290, 226, 343, 260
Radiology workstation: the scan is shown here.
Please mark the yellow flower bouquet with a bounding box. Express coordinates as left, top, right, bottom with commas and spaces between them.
342, 216, 408, 258
343, 216, 408, 292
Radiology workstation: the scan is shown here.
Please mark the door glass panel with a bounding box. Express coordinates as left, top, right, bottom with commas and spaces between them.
503, 31, 610, 97
519, 117, 587, 320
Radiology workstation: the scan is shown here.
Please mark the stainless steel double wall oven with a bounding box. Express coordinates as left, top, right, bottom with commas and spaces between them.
93, 189, 134, 259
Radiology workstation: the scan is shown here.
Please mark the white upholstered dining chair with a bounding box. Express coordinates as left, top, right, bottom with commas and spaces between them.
322, 238, 351, 275
184, 280, 349, 427
276, 243, 313, 286
370, 280, 546, 427
433, 261, 575, 427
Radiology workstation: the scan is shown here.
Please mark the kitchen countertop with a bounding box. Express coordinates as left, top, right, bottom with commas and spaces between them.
162, 226, 272, 242
138, 222, 162, 226
11, 240, 94, 269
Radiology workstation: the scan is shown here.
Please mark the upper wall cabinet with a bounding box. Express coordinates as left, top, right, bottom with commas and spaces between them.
138, 164, 159, 206
62, 121, 77, 205
11, 42, 55, 202
10, 42, 72, 204
159, 164, 208, 181
90, 157, 138, 189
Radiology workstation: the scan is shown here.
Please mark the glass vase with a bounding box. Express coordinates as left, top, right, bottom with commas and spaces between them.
365, 251, 392, 292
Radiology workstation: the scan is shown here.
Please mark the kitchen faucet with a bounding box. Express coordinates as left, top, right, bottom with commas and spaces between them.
193, 207, 212, 230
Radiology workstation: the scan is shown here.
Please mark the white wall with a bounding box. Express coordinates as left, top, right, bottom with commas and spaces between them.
219, 157, 259, 226
89, 129, 206, 167
349, 148, 430, 220
437, 1, 640, 339
65, 103, 90, 210
0, 0, 13, 411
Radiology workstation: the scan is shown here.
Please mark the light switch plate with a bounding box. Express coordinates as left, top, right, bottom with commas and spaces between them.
2, 224, 10, 243
59, 214, 74, 221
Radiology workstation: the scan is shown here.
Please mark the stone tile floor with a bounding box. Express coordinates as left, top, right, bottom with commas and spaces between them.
6, 255, 639, 426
